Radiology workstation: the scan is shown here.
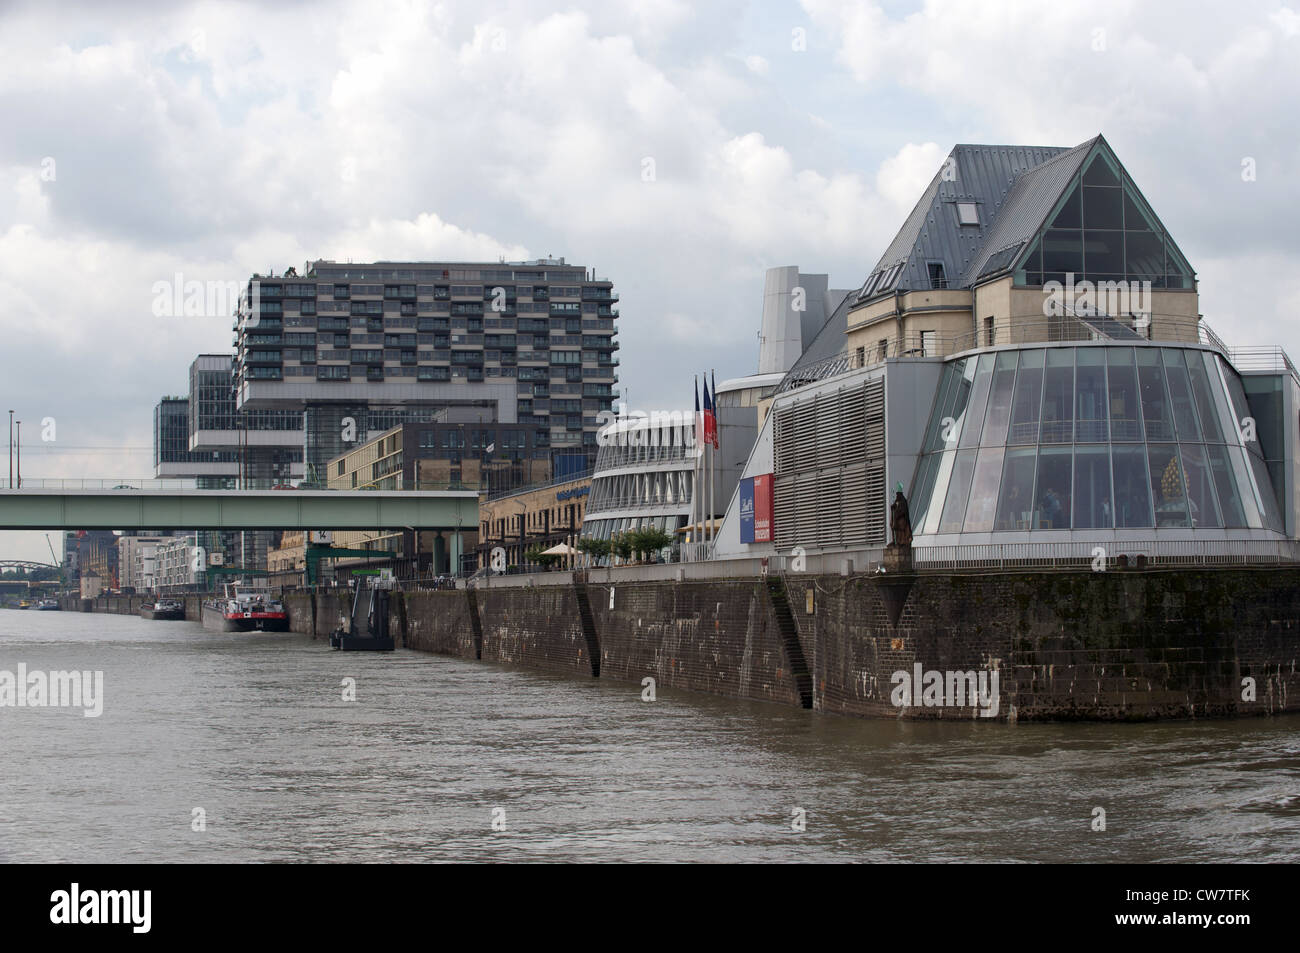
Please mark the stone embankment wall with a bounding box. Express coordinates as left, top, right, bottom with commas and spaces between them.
65, 569, 1300, 722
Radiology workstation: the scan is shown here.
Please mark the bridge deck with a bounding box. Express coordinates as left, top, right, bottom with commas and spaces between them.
0, 489, 480, 530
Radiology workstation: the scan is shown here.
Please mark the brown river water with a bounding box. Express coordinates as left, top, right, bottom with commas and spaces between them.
1, 609, 1297, 862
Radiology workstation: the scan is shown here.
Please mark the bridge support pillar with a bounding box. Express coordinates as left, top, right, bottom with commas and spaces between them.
449, 531, 463, 577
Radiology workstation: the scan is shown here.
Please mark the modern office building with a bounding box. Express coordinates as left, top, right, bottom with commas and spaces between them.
582, 415, 698, 548
186, 354, 303, 487
154, 535, 203, 592
153, 257, 618, 574
326, 420, 550, 493
232, 257, 619, 481
313, 420, 554, 576
117, 535, 171, 592
153, 355, 305, 573
714, 135, 1300, 564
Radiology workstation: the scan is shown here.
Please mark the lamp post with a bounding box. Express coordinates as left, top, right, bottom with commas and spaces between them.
516, 500, 528, 567
7, 410, 12, 489
15, 420, 20, 489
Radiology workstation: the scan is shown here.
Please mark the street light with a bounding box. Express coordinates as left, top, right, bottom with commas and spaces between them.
7, 410, 12, 489
515, 500, 528, 566
15, 420, 20, 489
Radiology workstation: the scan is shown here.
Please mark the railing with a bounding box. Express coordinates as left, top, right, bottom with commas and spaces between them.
587, 496, 690, 513
1225, 346, 1300, 384
0, 479, 481, 492
484, 468, 592, 501
912, 538, 1300, 570
1, 479, 204, 491
678, 540, 715, 562
1198, 321, 1229, 355
782, 314, 1248, 394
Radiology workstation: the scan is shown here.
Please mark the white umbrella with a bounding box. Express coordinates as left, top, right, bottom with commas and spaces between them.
541, 543, 579, 556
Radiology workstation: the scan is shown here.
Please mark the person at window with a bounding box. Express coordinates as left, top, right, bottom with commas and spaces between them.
1042, 487, 1063, 528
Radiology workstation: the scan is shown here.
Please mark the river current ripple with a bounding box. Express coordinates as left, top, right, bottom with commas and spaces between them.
1, 610, 1297, 862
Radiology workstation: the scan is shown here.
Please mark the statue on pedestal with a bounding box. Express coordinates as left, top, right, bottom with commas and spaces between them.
890, 485, 912, 547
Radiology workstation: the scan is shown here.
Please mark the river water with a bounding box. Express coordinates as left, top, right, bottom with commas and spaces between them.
1, 609, 1297, 863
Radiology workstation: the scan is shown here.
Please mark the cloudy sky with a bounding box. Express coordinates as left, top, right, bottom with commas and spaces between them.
2, 0, 1299, 561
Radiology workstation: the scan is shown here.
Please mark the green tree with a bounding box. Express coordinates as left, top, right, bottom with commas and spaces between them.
524, 545, 562, 570
576, 537, 611, 560
610, 532, 634, 562
628, 527, 673, 562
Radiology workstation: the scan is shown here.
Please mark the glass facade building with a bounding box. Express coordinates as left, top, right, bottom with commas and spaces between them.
583, 418, 698, 543
910, 344, 1285, 539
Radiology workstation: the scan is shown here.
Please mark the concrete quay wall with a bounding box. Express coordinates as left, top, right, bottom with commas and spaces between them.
64, 569, 1300, 722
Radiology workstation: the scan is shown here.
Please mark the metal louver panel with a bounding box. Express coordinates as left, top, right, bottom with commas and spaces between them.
864, 378, 885, 459
774, 406, 792, 475
864, 377, 887, 544
772, 374, 889, 553
839, 461, 868, 547
793, 399, 817, 472
774, 474, 797, 548
865, 466, 886, 544
816, 469, 843, 547
840, 388, 867, 464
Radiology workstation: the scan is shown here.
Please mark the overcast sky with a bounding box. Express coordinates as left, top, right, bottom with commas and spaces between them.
2, 0, 1299, 561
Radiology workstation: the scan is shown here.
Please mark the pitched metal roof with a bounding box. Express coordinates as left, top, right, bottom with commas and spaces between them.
854, 139, 1103, 301
963, 138, 1096, 284
775, 290, 854, 393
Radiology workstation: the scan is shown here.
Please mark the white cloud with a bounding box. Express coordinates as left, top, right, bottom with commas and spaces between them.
1271, 6, 1300, 35
875, 142, 946, 214
0, 0, 1298, 563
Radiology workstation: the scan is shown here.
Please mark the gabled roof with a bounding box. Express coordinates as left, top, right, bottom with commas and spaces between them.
856, 142, 1084, 301
961, 139, 1095, 284
849, 133, 1206, 305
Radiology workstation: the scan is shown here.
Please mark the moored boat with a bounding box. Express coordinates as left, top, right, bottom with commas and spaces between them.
140, 599, 185, 621
34, 599, 61, 611
201, 585, 288, 632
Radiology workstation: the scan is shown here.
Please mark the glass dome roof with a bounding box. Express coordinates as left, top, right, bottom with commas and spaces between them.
909, 344, 1284, 536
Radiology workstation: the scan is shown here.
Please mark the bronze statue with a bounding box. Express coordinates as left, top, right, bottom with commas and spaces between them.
891, 489, 912, 547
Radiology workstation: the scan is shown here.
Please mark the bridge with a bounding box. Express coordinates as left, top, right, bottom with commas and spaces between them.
0, 487, 479, 532
0, 559, 60, 573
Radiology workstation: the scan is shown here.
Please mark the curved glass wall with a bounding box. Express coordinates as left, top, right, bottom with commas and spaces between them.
910, 345, 1284, 536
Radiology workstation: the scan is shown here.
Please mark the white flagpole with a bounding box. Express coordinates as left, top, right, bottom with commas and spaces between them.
691, 379, 702, 553
709, 400, 716, 552
691, 375, 699, 558
708, 369, 717, 553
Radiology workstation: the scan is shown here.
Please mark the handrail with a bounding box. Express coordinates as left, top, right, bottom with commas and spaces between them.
912, 538, 1300, 569
783, 313, 1247, 394
483, 468, 592, 501
0, 479, 481, 492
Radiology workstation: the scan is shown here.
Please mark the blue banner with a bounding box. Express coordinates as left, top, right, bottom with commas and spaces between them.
739, 477, 755, 544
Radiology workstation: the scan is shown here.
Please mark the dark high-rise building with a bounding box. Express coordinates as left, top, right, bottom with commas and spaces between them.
233, 257, 619, 480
